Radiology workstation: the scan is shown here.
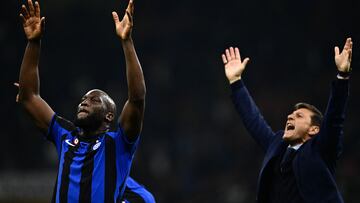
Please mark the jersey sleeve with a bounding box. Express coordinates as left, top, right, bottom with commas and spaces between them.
116, 124, 140, 155
46, 114, 76, 153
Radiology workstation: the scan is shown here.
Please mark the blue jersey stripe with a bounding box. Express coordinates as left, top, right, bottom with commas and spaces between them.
67, 147, 86, 203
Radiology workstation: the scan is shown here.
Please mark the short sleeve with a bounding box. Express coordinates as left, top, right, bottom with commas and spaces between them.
107, 124, 140, 156
46, 114, 76, 153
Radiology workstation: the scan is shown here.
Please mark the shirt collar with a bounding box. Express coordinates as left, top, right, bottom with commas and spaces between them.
288, 143, 303, 151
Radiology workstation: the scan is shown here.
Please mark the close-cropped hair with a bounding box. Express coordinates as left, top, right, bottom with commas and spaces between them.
294, 102, 323, 127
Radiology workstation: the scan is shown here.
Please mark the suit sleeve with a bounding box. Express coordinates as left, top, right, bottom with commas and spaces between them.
318, 79, 349, 159
231, 80, 276, 151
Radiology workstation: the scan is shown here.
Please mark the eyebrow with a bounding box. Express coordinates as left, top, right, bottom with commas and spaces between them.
81, 94, 100, 100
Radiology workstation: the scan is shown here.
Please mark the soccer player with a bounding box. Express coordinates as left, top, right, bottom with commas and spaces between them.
221, 38, 352, 202
15, 85, 155, 203
17, 0, 146, 202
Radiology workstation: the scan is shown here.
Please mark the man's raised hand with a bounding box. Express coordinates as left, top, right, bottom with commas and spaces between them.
335, 37, 353, 73
20, 0, 45, 41
222, 47, 250, 84
112, 0, 134, 41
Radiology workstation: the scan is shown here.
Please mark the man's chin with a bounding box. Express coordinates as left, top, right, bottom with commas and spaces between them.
74, 117, 87, 128
74, 115, 103, 131
76, 115, 87, 121
282, 133, 293, 142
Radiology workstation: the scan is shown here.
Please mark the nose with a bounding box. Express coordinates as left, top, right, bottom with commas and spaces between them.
287, 113, 294, 120
80, 99, 89, 107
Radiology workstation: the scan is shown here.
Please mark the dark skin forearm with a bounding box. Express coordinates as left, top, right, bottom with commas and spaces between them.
19, 40, 41, 99
119, 38, 146, 141
122, 38, 146, 102
18, 39, 54, 132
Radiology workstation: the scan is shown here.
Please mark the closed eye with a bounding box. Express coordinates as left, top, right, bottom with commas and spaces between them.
90, 97, 101, 103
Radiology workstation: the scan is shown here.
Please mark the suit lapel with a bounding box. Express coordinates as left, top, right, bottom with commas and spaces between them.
260, 136, 288, 176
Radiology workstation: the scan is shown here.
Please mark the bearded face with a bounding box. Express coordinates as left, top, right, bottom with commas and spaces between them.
74, 106, 106, 131
74, 90, 108, 132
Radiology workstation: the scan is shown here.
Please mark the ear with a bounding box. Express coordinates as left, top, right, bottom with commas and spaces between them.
308, 125, 320, 137
105, 112, 114, 123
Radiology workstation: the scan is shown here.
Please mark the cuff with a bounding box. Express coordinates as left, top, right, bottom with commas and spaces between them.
230, 79, 244, 92
337, 70, 351, 79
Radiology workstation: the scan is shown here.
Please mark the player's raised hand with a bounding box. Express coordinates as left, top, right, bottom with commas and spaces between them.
222, 47, 250, 84
112, 0, 134, 40
20, 0, 45, 41
335, 37, 353, 72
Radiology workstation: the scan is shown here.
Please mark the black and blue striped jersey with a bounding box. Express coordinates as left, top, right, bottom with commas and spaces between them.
47, 114, 140, 203
122, 177, 156, 203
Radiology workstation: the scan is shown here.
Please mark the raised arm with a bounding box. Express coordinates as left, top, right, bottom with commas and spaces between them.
112, 0, 146, 142
222, 47, 275, 151
319, 38, 352, 157
18, 0, 54, 133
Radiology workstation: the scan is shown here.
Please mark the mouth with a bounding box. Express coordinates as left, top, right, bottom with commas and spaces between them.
77, 108, 89, 115
286, 122, 295, 131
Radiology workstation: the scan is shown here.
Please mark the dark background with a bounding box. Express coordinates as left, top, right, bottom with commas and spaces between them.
1, 0, 359, 202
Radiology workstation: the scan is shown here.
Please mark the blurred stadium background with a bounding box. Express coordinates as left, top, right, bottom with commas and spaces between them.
1, 0, 359, 202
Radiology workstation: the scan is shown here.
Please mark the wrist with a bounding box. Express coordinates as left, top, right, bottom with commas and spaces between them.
28, 38, 41, 43
229, 76, 241, 84
337, 73, 350, 80
337, 69, 351, 79
120, 37, 133, 44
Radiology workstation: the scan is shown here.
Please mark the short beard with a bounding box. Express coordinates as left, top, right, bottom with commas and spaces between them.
74, 110, 104, 132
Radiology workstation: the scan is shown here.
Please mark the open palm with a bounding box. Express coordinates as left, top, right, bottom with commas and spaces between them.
112, 0, 134, 40
335, 38, 353, 72
222, 47, 250, 83
20, 0, 45, 41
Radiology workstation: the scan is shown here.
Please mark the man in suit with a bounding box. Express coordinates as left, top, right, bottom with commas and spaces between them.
221, 37, 352, 203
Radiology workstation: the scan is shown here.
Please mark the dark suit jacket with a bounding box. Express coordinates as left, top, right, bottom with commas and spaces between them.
231, 79, 349, 203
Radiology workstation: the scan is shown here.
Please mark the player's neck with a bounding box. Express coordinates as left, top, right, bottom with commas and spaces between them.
79, 124, 109, 138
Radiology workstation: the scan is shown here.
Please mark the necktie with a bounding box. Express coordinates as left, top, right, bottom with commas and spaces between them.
280, 147, 297, 173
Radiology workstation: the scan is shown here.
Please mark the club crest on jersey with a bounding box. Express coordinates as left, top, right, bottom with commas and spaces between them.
74, 138, 79, 145
92, 142, 101, 151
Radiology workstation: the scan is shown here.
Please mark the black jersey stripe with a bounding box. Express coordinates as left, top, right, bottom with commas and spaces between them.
123, 186, 146, 203
116, 178, 127, 203
79, 147, 97, 203
105, 136, 117, 202
59, 146, 77, 203
56, 116, 76, 131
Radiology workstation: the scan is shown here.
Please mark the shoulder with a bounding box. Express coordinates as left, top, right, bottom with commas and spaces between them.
52, 115, 76, 131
